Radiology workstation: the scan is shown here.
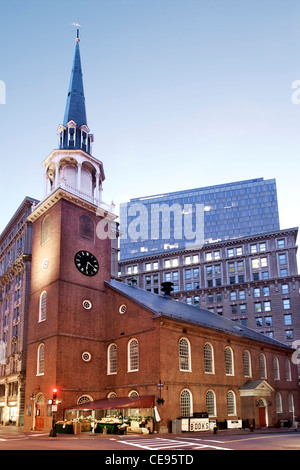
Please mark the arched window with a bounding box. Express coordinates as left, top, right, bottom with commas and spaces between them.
259, 353, 267, 379
275, 392, 282, 414
204, 343, 214, 374
285, 359, 292, 381
41, 214, 51, 245
128, 339, 139, 372
225, 346, 234, 376
79, 214, 95, 243
77, 395, 93, 405
180, 389, 192, 417
39, 291, 47, 322
107, 343, 117, 375
243, 350, 252, 377
206, 390, 216, 417
128, 390, 139, 398
288, 393, 294, 413
179, 338, 191, 371
107, 392, 117, 399
37, 344, 45, 376
273, 356, 280, 380
227, 390, 236, 416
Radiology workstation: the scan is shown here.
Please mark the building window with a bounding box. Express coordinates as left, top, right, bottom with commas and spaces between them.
243, 350, 252, 377
276, 392, 283, 414
39, 291, 47, 322
79, 215, 95, 243
41, 214, 51, 245
285, 359, 292, 381
273, 357, 280, 380
204, 343, 214, 374
128, 339, 139, 372
263, 287, 270, 296
277, 239, 285, 249
281, 284, 289, 294
284, 314, 292, 326
255, 303, 262, 313
37, 343, 45, 376
206, 390, 216, 417
225, 346, 234, 375
285, 329, 294, 341
107, 344, 117, 375
259, 353, 267, 379
227, 390, 236, 416
180, 389, 192, 417
288, 393, 294, 413
179, 338, 191, 371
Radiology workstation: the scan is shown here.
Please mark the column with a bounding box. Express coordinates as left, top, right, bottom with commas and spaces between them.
77, 163, 82, 192
44, 173, 48, 197
55, 162, 60, 188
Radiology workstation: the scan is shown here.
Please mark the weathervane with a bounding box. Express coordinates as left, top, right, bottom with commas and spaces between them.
71, 20, 81, 42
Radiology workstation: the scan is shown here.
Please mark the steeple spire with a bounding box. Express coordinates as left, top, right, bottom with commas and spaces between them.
57, 28, 94, 154
63, 29, 87, 128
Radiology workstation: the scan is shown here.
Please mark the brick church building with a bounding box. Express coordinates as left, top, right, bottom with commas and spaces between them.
20, 32, 299, 433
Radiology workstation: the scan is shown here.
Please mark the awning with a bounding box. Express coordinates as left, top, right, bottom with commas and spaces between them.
68, 395, 155, 411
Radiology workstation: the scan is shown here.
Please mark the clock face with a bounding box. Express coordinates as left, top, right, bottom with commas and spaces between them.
74, 251, 99, 277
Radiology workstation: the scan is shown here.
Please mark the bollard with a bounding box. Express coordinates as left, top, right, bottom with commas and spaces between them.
213, 425, 217, 434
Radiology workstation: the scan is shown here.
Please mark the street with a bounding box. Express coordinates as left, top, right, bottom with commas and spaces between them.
0, 428, 299, 453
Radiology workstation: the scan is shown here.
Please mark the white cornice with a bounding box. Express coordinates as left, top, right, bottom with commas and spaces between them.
27, 187, 117, 224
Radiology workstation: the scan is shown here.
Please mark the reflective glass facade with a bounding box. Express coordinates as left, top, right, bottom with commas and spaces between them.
120, 178, 280, 260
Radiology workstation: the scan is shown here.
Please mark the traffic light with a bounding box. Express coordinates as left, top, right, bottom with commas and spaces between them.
51, 388, 61, 405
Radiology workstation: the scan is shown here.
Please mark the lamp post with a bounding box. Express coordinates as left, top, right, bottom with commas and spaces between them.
49, 388, 58, 437
157, 379, 165, 405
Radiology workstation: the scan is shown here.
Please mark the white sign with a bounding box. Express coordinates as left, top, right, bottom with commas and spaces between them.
52, 405, 58, 412
181, 418, 210, 432
189, 418, 209, 431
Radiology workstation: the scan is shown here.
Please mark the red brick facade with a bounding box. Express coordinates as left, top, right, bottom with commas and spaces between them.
23, 193, 300, 432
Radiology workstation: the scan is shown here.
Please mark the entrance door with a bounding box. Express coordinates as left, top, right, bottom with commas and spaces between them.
258, 405, 266, 427
35, 395, 45, 431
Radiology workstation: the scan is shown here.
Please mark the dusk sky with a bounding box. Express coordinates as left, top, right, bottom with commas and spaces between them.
1, 0, 300, 248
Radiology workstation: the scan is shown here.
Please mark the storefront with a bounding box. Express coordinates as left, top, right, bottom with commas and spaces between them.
55, 395, 157, 435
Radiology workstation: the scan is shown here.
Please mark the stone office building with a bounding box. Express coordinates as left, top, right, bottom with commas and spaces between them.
0, 197, 38, 425
118, 227, 300, 352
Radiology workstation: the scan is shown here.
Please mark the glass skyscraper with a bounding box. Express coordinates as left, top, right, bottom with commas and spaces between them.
120, 178, 280, 260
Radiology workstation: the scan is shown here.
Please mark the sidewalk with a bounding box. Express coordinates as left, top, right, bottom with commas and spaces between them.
0, 424, 298, 439
3, 426, 298, 439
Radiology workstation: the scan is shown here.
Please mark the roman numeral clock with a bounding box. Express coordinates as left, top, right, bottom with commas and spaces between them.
74, 251, 99, 277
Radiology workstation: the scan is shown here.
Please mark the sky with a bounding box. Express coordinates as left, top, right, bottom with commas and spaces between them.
0, 0, 300, 249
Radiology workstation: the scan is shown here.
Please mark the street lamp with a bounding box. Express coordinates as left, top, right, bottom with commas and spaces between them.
157, 379, 165, 405
49, 388, 58, 437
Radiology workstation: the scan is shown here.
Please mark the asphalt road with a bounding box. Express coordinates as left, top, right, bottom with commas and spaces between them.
0, 428, 299, 453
